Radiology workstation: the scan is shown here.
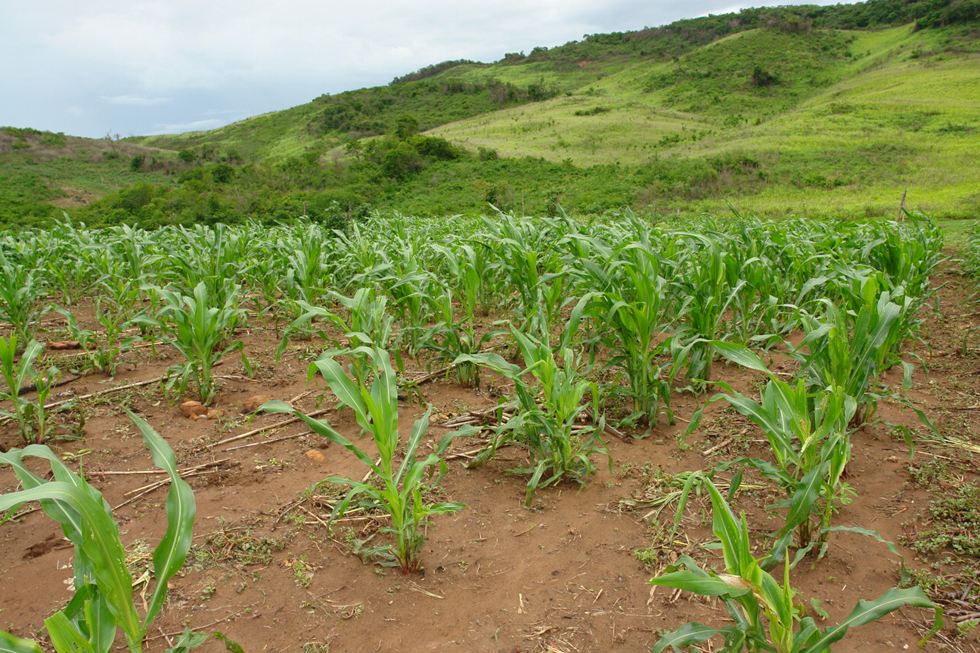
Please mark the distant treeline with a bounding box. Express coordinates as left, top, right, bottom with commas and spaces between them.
310, 77, 559, 139
390, 60, 479, 85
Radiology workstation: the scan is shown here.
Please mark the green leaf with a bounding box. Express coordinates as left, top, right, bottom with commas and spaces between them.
0, 630, 43, 653
43, 612, 94, 653
649, 570, 751, 597
823, 525, 907, 573
212, 632, 246, 653
0, 482, 141, 651
165, 628, 209, 653
126, 410, 197, 628
713, 340, 772, 375
651, 622, 727, 653
801, 587, 942, 652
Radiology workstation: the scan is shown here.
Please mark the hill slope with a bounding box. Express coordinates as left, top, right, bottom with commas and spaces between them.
2, 0, 979, 225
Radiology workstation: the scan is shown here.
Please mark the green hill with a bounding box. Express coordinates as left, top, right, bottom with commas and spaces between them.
2, 0, 979, 226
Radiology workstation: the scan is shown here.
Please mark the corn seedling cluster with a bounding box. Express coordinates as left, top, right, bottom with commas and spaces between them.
457, 326, 611, 507
55, 301, 140, 377
0, 258, 47, 346
263, 346, 476, 573
0, 336, 60, 444
136, 282, 249, 404
650, 475, 943, 653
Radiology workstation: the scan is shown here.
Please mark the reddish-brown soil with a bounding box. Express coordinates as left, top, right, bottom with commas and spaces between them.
2, 262, 980, 653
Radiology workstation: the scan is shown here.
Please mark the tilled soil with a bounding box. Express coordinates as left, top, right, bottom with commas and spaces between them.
2, 263, 980, 653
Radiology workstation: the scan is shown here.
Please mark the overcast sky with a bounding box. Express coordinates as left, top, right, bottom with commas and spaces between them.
2, 0, 855, 139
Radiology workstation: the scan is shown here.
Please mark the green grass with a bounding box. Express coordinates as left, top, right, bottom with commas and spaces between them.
0, 131, 174, 224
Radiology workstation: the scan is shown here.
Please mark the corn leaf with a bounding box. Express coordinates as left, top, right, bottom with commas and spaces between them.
0, 482, 141, 651
43, 612, 94, 653
800, 587, 942, 652
651, 622, 726, 653
0, 631, 43, 653
126, 410, 197, 628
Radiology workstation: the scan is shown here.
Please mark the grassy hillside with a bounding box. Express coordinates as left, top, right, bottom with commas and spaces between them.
2, 0, 979, 226
431, 22, 979, 218
0, 128, 176, 225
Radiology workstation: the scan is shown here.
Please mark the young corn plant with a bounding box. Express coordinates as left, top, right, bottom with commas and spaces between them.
479, 215, 567, 328
0, 336, 60, 444
281, 223, 338, 306
417, 285, 502, 387
456, 327, 610, 507
579, 241, 676, 428
671, 234, 744, 391
277, 287, 398, 386
164, 224, 250, 307
373, 267, 436, 358
137, 282, 248, 404
431, 242, 501, 317
0, 410, 203, 653
649, 475, 942, 653
97, 274, 147, 322
0, 258, 47, 346
795, 282, 912, 426
54, 302, 140, 377
687, 342, 857, 563
262, 346, 475, 573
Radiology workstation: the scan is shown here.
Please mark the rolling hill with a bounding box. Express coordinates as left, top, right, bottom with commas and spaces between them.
1, 0, 978, 226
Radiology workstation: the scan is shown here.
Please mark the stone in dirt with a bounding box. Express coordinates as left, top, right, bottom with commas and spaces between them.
47, 341, 81, 350
241, 394, 273, 413
180, 401, 208, 418
305, 450, 326, 463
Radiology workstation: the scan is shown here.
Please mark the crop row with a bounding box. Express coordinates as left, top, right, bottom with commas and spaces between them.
0, 210, 947, 651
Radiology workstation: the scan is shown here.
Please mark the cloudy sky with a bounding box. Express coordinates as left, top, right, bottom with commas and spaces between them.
3, 0, 853, 139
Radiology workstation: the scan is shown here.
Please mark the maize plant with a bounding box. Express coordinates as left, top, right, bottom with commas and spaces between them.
55, 301, 141, 377
163, 224, 250, 305
281, 222, 339, 306
671, 233, 743, 390
456, 327, 610, 507
417, 285, 503, 387
478, 215, 567, 327
136, 282, 248, 404
372, 265, 436, 358
795, 281, 912, 426
579, 240, 676, 427
431, 241, 502, 317
865, 212, 944, 302
0, 258, 47, 346
649, 475, 942, 653
278, 287, 398, 385
686, 342, 858, 561
0, 411, 202, 653
41, 221, 99, 306
0, 336, 60, 444
263, 347, 475, 573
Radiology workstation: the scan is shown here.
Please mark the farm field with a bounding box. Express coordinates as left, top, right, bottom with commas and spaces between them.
0, 213, 978, 653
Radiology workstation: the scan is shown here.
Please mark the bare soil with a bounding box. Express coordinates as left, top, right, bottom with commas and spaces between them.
2, 262, 980, 653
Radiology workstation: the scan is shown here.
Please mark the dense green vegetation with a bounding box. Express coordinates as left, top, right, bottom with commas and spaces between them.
1, 0, 979, 226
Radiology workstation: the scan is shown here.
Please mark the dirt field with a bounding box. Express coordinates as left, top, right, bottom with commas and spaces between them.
2, 261, 979, 653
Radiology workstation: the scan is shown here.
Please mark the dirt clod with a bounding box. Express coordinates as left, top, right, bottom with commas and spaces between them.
180, 400, 208, 418
240, 394, 273, 413
46, 340, 81, 350
304, 450, 326, 463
